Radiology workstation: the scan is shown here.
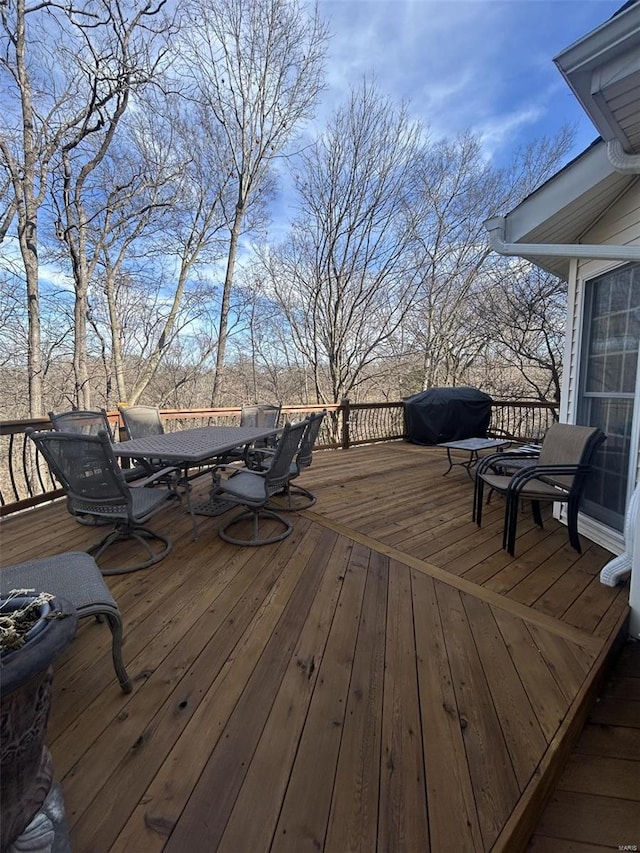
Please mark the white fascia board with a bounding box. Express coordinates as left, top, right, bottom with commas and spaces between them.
501, 142, 614, 243
590, 53, 640, 147
554, 2, 640, 75
553, 3, 640, 141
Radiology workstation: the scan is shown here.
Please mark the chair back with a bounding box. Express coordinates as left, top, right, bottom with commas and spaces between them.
49, 408, 113, 438
240, 404, 281, 429
27, 429, 132, 516
119, 405, 164, 439
538, 423, 607, 490
296, 410, 326, 474
264, 419, 307, 496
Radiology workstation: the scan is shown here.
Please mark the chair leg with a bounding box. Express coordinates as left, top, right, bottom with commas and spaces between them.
286, 485, 317, 510
473, 477, 484, 525
89, 524, 172, 574
531, 500, 544, 528
502, 499, 511, 550
567, 499, 582, 552
505, 493, 520, 555
219, 508, 293, 546
268, 483, 317, 512
104, 613, 133, 693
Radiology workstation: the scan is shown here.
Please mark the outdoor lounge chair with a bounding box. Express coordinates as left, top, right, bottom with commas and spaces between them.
1, 551, 132, 692
472, 422, 607, 555
209, 418, 307, 545
49, 408, 147, 483
26, 428, 179, 574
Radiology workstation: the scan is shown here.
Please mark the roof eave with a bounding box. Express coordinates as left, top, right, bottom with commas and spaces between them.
553, 2, 640, 150
486, 142, 638, 280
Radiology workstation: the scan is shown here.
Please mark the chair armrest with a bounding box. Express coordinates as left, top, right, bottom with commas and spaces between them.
211, 462, 240, 473
244, 445, 276, 470
210, 462, 255, 479
476, 450, 538, 477
133, 465, 181, 488
508, 463, 590, 495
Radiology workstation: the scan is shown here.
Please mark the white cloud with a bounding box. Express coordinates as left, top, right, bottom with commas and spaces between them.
38, 265, 74, 291
315, 0, 622, 163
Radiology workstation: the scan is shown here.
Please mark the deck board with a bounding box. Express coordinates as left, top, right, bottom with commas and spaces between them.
0, 440, 633, 852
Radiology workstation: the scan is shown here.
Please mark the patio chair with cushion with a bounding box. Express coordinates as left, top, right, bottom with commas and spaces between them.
472, 422, 607, 555
223, 402, 282, 465
249, 410, 327, 510
26, 428, 180, 574
1, 551, 132, 692
49, 408, 147, 483
117, 403, 182, 479
278, 409, 326, 510
209, 418, 307, 545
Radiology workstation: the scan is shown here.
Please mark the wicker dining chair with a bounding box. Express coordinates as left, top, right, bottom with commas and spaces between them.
27, 428, 179, 574
249, 410, 327, 510
209, 419, 307, 545
49, 408, 147, 483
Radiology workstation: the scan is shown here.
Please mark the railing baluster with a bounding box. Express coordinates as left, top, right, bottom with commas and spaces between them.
0, 399, 559, 516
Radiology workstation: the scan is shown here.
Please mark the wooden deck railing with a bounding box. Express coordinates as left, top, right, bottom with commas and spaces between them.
0, 399, 557, 517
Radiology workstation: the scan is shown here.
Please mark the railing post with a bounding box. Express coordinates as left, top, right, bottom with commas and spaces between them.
341, 397, 351, 449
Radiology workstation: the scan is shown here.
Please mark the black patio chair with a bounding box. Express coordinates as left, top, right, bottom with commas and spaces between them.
49, 408, 147, 483
1, 551, 132, 692
472, 422, 607, 555
209, 418, 307, 545
26, 428, 179, 574
249, 410, 327, 510
118, 404, 164, 439
222, 403, 282, 465
117, 403, 182, 479
281, 409, 326, 509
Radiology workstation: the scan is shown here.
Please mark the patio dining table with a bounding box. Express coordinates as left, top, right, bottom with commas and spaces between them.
116, 425, 281, 538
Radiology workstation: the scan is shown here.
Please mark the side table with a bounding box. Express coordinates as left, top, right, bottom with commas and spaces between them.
437, 437, 511, 478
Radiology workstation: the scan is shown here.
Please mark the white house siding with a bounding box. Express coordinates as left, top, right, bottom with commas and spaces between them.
564, 184, 640, 554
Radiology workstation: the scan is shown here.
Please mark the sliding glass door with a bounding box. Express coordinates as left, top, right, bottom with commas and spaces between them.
577, 262, 640, 531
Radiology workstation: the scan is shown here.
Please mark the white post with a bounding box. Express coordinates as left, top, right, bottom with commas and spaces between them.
600, 480, 640, 639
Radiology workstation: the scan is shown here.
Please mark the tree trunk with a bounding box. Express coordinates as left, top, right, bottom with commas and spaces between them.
73, 280, 89, 409
212, 206, 243, 405
21, 223, 43, 418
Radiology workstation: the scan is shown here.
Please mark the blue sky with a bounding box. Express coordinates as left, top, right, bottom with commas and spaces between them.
313, 0, 622, 165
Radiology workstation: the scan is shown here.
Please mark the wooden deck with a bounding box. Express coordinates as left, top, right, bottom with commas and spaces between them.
0, 441, 632, 852
528, 638, 640, 851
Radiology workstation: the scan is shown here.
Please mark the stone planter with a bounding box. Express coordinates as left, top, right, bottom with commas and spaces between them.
0, 594, 77, 852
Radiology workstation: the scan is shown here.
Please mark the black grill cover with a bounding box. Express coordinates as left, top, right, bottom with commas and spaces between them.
403, 386, 492, 445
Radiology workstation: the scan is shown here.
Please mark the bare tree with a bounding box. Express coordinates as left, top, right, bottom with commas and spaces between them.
49, 3, 174, 408
477, 261, 567, 402
64, 85, 236, 407
0, 0, 171, 415
402, 128, 574, 392
263, 81, 427, 405
180, 0, 328, 404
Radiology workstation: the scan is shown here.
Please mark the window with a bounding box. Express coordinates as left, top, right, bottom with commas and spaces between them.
577, 262, 640, 531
